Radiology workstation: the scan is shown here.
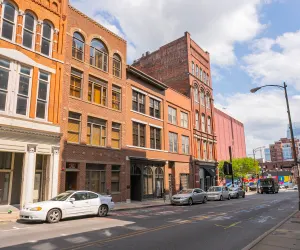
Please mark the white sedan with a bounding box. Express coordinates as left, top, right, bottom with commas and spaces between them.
20, 190, 115, 223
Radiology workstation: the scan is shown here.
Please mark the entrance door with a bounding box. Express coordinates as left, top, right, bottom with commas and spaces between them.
66, 172, 78, 190
130, 165, 142, 201
0, 173, 10, 205
10, 153, 23, 205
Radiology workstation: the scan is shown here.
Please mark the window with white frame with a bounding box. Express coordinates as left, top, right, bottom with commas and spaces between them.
182, 135, 189, 154
90, 39, 108, 72
200, 89, 205, 106
206, 94, 211, 109
36, 71, 50, 119
196, 65, 199, 78
133, 122, 145, 147
41, 22, 53, 56
72, 32, 85, 61
150, 127, 161, 150
207, 116, 211, 134
16, 66, 32, 116
132, 90, 145, 113
22, 13, 36, 49
87, 116, 107, 147
1, 2, 16, 41
149, 98, 160, 118
0, 58, 10, 112
200, 68, 203, 81
201, 113, 206, 132
195, 111, 199, 130
169, 132, 178, 153
113, 54, 121, 78
180, 112, 188, 128
194, 85, 199, 102
197, 139, 201, 160
168, 106, 177, 125
88, 75, 107, 106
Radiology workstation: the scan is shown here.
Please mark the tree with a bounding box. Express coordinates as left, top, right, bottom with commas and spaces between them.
218, 157, 260, 183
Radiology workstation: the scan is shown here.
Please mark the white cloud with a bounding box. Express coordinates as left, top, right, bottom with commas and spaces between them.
70, 0, 268, 65
215, 91, 300, 154
243, 30, 300, 91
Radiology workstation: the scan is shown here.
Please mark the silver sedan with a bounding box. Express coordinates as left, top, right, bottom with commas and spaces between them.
171, 188, 207, 205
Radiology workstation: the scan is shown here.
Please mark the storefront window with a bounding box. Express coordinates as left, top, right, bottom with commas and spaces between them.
111, 165, 120, 192
143, 167, 153, 196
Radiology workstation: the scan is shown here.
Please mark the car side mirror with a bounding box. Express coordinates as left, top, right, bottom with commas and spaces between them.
69, 198, 75, 202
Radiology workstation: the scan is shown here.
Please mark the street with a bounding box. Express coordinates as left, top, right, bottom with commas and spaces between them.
0, 190, 297, 250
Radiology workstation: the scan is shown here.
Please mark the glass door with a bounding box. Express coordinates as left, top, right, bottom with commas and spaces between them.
0, 172, 10, 205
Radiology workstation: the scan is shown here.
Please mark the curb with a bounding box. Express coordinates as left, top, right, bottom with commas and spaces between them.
241, 210, 298, 250
114, 203, 171, 212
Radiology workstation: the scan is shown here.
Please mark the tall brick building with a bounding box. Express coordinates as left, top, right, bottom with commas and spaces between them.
0, 0, 67, 206
133, 32, 217, 191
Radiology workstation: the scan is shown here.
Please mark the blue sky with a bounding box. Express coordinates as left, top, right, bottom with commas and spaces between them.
71, 0, 300, 155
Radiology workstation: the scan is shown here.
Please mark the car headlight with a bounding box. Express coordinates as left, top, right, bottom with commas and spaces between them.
30, 207, 42, 211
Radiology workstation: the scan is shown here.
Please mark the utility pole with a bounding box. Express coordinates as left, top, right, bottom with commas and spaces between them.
229, 146, 234, 186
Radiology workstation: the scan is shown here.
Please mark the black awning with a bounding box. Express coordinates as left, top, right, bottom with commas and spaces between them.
203, 167, 216, 177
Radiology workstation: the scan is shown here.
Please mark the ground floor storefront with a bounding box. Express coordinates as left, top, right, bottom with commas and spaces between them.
195, 161, 218, 191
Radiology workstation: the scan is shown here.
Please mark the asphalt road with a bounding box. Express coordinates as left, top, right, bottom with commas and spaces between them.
0, 190, 298, 250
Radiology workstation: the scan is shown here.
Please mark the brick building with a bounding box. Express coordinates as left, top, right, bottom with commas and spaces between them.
0, 0, 66, 206
214, 108, 246, 161
133, 32, 218, 191
59, 5, 128, 202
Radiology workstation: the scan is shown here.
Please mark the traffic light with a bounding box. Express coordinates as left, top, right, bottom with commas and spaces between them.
223, 161, 233, 175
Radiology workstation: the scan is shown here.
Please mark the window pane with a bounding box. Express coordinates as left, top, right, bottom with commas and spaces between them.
19, 75, 30, 96
22, 30, 33, 48
38, 81, 47, 100
93, 85, 101, 104
0, 92, 7, 111
16, 96, 27, 115
43, 23, 51, 39
4, 4, 15, 21
24, 14, 34, 31
40, 72, 49, 81
2, 21, 13, 40
68, 120, 80, 132
36, 101, 46, 119
0, 68, 9, 90
92, 125, 101, 146
41, 39, 50, 56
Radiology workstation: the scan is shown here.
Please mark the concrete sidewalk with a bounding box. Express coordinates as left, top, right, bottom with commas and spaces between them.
244, 210, 300, 250
0, 198, 171, 223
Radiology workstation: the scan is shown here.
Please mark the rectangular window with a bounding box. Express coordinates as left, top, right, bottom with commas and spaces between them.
169, 132, 178, 153
149, 98, 160, 118
112, 122, 121, 149
16, 66, 31, 116
132, 90, 145, 113
192, 62, 195, 75
196, 65, 199, 78
85, 164, 106, 194
180, 174, 190, 189
207, 117, 211, 134
36, 71, 50, 119
203, 141, 207, 160
133, 122, 145, 147
200, 91, 205, 106
168, 106, 177, 125
87, 116, 106, 147
150, 127, 161, 150
113, 57, 121, 78
182, 136, 189, 154
112, 85, 121, 110
70, 68, 82, 98
180, 112, 188, 128
195, 112, 199, 130
197, 140, 201, 160
0, 58, 10, 112
68, 112, 81, 143
200, 68, 203, 81
111, 165, 120, 192
88, 75, 107, 106
209, 143, 213, 160
201, 114, 206, 132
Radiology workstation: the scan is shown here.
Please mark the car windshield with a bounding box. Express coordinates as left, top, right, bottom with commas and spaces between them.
229, 188, 237, 191
261, 180, 273, 185
208, 187, 222, 192
50, 192, 74, 201
178, 189, 193, 194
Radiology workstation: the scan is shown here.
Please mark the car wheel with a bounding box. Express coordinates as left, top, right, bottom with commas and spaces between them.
228, 195, 231, 200
46, 208, 61, 223
203, 196, 207, 204
98, 205, 108, 217
236, 193, 239, 199
220, 195, 223, 201
188, 198, 193, 206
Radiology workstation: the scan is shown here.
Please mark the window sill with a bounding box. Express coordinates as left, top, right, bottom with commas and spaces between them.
130, 110, 163, 122
72, 57, 84, 63
127, 145, 168, 153
113, 75, 122, 80
167, 122, 190, 130
90, 64, 109, 74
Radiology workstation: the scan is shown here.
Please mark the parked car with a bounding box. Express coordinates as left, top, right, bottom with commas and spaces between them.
229, 187, 245, 199
171, 188, 207, 205
207, 186, 230, 201
293, 185, 298, 190
249, 185, 257, 191
20, 190, 115, 223
259, 178, 279, 194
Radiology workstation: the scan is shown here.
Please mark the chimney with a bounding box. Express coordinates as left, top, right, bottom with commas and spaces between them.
146, 51, 150, 56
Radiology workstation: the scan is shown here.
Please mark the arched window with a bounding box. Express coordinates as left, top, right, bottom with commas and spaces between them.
52, 2, 58, 12
143, 167, 153, 196
1, 2, 17, 41
207, 116, 211, 134
206, 93, 211, 109
22, 13, 36, 49
200, 89, 205, 106
90, 39, 108, 72
113, 53, 121, 78
191, 61, 194, 75
194, 85, 199, 102
201, 113, 206, 132
72, 32, 85, 61
195, 111, 199, 130
41, 21, 53, 56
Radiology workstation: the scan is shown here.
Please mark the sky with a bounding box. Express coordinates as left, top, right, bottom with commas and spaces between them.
70, 0, 300, 156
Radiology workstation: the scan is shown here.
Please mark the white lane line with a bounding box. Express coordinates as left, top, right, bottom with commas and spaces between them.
103, 230, 112, 237
28, 240, 38, 243
2, 226, 31, 232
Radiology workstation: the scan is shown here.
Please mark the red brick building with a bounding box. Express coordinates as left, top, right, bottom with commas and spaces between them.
133, 32, 217, 191
214, 108, 246, 161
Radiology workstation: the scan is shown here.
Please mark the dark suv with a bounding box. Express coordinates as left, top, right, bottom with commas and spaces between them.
259, 178, 279, 194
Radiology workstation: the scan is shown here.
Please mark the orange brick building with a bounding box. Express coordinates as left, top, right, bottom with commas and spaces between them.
0, 0, 67, 206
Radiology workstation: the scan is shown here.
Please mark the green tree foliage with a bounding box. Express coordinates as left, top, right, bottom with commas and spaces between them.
218, 157, 260, 181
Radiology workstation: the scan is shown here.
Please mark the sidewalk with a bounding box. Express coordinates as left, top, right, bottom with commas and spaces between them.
244, 210, 300, 250
0, 198, 171, 223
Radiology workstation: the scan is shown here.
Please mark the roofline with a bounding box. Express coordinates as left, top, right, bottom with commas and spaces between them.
126, 65, 168, 90
214, 107, 244, 126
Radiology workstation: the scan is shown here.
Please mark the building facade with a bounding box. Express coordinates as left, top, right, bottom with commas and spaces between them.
133, 32, 218, 190
0, 0, 66, 206
59, 5, 128, 202
214, 108, 246, 161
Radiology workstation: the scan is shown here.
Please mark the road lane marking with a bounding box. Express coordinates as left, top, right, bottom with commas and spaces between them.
103, 230, 112, 236
215, 221, 242, 230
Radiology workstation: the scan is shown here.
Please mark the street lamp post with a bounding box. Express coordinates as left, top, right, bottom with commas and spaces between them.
250, 82, 300, 210
253, 146, 265, 178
